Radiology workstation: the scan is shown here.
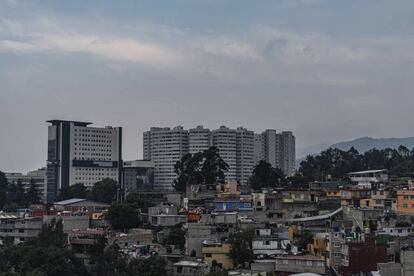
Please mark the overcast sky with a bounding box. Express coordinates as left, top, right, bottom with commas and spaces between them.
1, 0, 414, 172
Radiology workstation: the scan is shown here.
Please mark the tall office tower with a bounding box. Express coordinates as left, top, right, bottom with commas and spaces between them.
280, 131, 296, 176
211, 126, 237, 181
236, 128, 255, 185
46, 120, 122, 203
189, 126, 211, 155
143, 126, 189, 190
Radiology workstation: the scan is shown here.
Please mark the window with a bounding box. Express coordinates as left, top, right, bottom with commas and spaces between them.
205, 253, 212, 257
404, 204, 408, 208
404, 196, 409, 200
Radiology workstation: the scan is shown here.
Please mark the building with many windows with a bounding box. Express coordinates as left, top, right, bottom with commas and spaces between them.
46, 120, 122, 203
189, 126, 211, 155
254, 129, 296, 176
236, 127, 255, 185
143, 127, 189, 190
211, 126, 238, 182
122, 160, 154, 193
143, 125, 295, 189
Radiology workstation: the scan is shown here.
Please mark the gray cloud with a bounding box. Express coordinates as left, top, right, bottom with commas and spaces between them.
1, 15, 414, 172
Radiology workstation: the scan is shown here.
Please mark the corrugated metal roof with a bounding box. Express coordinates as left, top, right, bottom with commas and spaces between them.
54, 198, 86, 205
288, 207, 343, 223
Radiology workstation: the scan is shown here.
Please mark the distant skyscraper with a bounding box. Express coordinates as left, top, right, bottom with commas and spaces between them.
143, 126, 189, 190
143, 125, 295, 189
236, 128, 255, 185
46, 120, 122, 203
280, 131, 296, 176
254, 129, 296, 176
189, 126, 211, 155
212, 126, 238, 181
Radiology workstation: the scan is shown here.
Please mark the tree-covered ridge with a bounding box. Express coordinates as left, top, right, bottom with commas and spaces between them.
299, 146, 414, 182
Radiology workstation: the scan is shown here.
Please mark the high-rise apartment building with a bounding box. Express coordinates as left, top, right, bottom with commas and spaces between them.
143, 125, 295, 189
211, 126, 238, 182
143, 127, 189, 190
236, 128, 255, 185
189, 126, 211, 155
46, 120, 122, 203
280, 131, 296, 176
254, 129, 296, 176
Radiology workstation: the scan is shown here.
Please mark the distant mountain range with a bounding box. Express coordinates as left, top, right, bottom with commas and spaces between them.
298, 136, 414, 160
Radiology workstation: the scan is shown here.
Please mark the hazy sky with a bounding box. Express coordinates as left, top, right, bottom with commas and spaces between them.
1, 0, 414, 172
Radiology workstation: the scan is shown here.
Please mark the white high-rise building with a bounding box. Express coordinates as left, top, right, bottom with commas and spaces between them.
253, 129, 296, 176
236, 128, 255, 185
189, 126, 211, 155
254, 133, 265, 165
211, 126, 237, 181
143, 125, 295, 189
143, 126, 189, 190
46, 120, 122, 203
280, 131, 296, 176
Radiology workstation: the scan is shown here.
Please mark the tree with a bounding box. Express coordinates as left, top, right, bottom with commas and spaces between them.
90, 178, 118, 203
127, 256, 167, 276
173, 153, 203, 192
201, 147, 229, 184
27, 178, 41, 204
228, 229, 254, 268
125, 192, 156, 213
107, 203, 142, 231
0, 171, 8, 209
249, 161, 284, 191
87, 236, 167, 276
163, 225, 186, 250
0, 219, 88, 275
295, 230, 314, 251
88, 236, 128, 276
174, 147, 229, 192
58, 183, 89, 201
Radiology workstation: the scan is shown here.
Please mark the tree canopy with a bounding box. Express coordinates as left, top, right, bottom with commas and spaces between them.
228, 229, 254, 268
90, 178, 119, 203
58, 183, 89, 201
249, 161, 284, 191
299, 146, 414, 182
106, 203, 142, 231
174, 146, 229, 192
0, 219, 88, 276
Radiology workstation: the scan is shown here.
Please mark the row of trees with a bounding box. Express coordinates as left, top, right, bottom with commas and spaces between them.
299, 146, 414, 182
0, 171, 41, 211
174, 147, 292, 192
58, 178, 119, 203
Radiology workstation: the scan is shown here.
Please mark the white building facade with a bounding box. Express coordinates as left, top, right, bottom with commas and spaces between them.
143, 125, 295, 189
254, 129, 296, 176
143, 127, 189, 190
46, 120, 122, 203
